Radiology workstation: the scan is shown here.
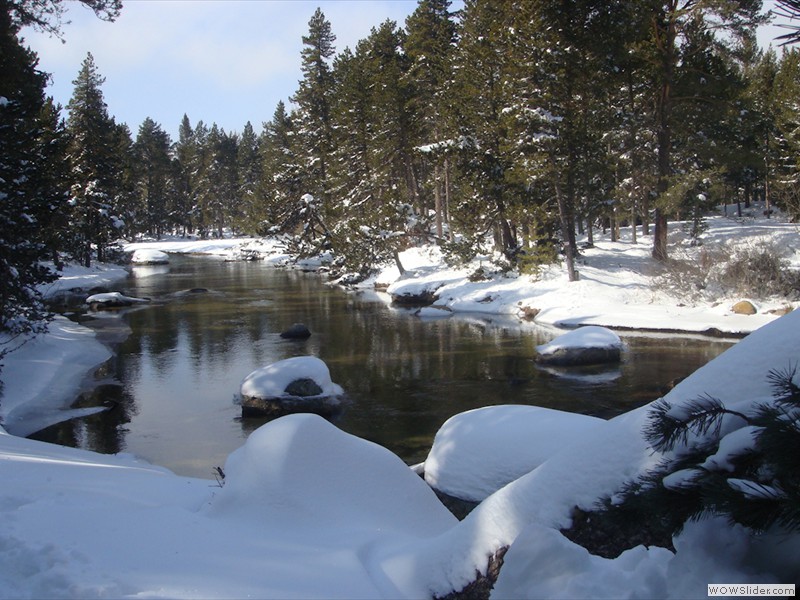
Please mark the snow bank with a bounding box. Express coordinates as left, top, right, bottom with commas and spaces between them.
124, 236, 292, 264
0, 316, 112, 436
240, 356, 343, 399
374, 215, 796, 335
424, 405, 604, 502
37, 262, 129, 301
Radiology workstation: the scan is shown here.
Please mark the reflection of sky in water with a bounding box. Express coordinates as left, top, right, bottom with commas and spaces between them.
37, 256, 736, 479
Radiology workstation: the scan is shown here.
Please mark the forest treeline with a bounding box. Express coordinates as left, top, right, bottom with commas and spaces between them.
2, 0, 800, 342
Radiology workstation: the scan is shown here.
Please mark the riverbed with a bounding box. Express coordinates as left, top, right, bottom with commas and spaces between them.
33, 256, 735, 478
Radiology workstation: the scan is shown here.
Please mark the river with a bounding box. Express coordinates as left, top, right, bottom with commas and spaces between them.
33, 256, 736, 479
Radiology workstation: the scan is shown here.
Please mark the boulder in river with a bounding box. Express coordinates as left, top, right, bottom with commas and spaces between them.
535, 325, 623, 367
239, 356, 344, 418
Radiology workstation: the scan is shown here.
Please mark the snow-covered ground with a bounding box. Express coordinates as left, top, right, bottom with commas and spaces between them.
376, 214, 799, 335
0, 213, 798, 598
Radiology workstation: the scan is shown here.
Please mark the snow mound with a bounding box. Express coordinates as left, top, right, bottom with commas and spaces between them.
211, 414, 457, 536
240, 356, 343, 399
130, 248, 169, 264
424, 405, 604, 502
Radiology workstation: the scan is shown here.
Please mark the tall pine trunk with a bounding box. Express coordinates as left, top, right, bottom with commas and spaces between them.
652, 4, 677, 262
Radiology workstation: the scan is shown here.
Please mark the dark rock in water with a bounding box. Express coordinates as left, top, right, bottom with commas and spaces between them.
284, 377, 323, 397
239, 356, 343, 418
188, 288, 209, 294
240, 393, 342, 419
535, 345, 621, 367
280, 323, 312, 339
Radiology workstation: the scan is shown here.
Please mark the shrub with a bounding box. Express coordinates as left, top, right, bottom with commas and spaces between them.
716, 242, 800, 299
657, 240, 800, 302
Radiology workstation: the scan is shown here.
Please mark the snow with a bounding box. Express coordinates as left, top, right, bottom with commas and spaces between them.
0, 316, 112, 437
491, 523, 673, 599
130, 248, 168, 264
85, 291, 149, 305
123, 235, 292, 265
700, 425, 762, 472
378, 214, 800, 336
0, 213, 798, 598
424, 405, 604, 502
36, 262, 129, 301
240, 356, 344, 399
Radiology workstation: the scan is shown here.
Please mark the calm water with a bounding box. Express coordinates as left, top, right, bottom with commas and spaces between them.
35, 256, 736, 478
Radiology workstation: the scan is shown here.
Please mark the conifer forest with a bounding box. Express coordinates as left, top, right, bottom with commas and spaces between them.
2, 0, 800, 339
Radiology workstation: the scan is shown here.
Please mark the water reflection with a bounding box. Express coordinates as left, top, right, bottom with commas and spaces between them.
32, 256, 736, 478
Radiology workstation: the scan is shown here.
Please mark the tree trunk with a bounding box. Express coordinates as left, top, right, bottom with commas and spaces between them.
652, 5, 676, 262
444, 157, 453, 241
434, 163, 444, 239
553, 162, 578, 282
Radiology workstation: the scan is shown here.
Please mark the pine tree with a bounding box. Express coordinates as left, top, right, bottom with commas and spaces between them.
640, 0, 764, 261
172, 114, 198, 235
258, 101, 303, 234
506, 0, 635, 280
292, 8, 336, 212
450, 0, 521, 263
65, 52, 125, 265
770, 48, 800, 218
0, 0, 59, 352
404, 0, 457, 240
236, 121, 261, 234
326, 21, 423, 277
775, 0, 800, 45
196, 124, 238, 238
36, 97, 71, 265
132, 117, 173, 238
625, 366, 800, 535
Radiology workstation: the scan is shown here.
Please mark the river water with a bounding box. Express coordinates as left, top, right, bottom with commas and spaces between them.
34, 256, 736, 479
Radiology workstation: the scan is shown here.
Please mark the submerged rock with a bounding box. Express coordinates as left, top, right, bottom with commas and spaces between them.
280, 323, 312, 339
239, 356, 344, 418
536, 325, 623, 366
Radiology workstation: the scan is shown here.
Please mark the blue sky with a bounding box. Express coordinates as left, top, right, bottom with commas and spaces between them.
23, 1, 431, 139
22, 0, 792, 142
